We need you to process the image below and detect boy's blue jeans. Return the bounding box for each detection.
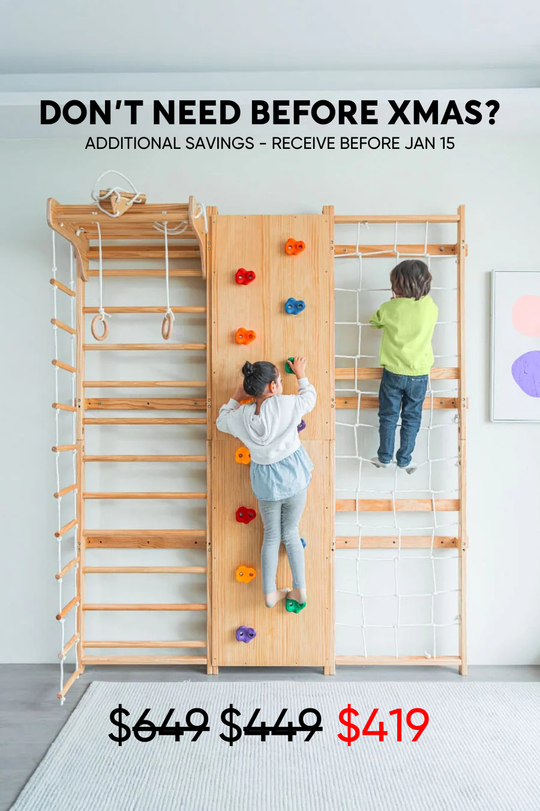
[377,368,428,467]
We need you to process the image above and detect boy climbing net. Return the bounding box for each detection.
[370,259,438,473]
[216,358,315,614]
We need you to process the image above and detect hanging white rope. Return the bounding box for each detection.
[90,222,110,341]
[90,169,143,218]
[153,219,189,340]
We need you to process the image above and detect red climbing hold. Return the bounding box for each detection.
[236,506,257,524]
[235,268,256,285]
[285,239,306,256]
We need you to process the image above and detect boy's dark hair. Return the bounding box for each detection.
[242,361,279,397]
[390,259,432,301]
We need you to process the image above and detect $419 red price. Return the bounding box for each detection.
[338,705,429,746]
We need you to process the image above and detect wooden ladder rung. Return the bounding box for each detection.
[52,444,77,452]
[336,655,462,666]
[82,655,207,665]
[335,367,459,381]
[85,640,206,648]
[335,536,458,549]
[58,633,80,660]
[87,269,202,278]
[57,666,85,700]
[54,483,78,498]
[87,246,200,259]
[334,243,458,257]
[51,318,76,335]
[83,603,207,611]
[84,566,206,574]
[84,455,206,462]
[52,402,77,412]
[52,359,77,373]
[56,595,79,620]
[50,278,75,297]
[335,214,460,224]
[83,343,206,351]
[336,498,460,512]
[55,519,78,538]
[83,492,206,500]
[84,417,206,425]
[83,306,206,314]
[335,396,457,410]
[84,398,206,411]
[56,557,80,579]
[84,530,206,548]
[84,380,207,388]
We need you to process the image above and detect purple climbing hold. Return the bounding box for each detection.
[512,351,540,398]
[236,625,257,643]
[297,419,306,432]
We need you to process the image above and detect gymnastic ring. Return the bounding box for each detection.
[162,312,174,340]
[91,314,109,341]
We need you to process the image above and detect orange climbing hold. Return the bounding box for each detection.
[235,446,251,465]
[285,238,306,256]
[235,328,256,345]
[235,565,257,583]
[240,397,254,405]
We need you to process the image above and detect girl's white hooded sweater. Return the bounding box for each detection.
[215,377,316,465]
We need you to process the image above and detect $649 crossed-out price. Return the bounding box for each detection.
[338,704,430,746]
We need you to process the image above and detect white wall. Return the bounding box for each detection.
[1,131,539,664]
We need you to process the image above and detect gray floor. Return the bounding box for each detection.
[1,665,539,811]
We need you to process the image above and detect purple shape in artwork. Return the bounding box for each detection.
[511,351,540,398]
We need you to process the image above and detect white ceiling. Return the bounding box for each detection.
[1,0,539,76]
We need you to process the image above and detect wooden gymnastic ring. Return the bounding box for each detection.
[162,311,174,341]
[91,314,109,341]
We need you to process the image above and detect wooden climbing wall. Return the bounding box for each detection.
[209,212,335,670]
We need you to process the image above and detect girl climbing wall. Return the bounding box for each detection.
[216,357,315,613]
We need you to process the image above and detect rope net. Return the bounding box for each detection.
[51,232,79,702]
[334,220,461,661]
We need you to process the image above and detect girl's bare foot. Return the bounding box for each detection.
[264,589,290,608]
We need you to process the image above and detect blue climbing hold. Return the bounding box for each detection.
[284,297,306,316]
[301,537,306,548]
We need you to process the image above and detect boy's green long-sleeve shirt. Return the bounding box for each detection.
[370,295,438,376]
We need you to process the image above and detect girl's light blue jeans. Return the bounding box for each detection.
[257,489,307,594]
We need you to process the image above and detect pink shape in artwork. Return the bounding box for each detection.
[512,295,540,337]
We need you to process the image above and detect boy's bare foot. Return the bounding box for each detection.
[264,589,290,608]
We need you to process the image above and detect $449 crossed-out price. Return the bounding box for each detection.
[338,705,430,746]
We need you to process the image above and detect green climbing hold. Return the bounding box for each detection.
[285,357,295,374]
[286,599,307,614]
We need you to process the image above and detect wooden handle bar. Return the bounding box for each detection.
[84,417,206,425]
[52,402,77,412]
[334,243,457,257]
[83,343,206,351]
[83,306,206,314]
[52,444,77,453]
[83,380,206,388]
[84,566,206,574]
[56,556,80,579]
[83,455,206,462]
[84,640,206,648]
[58,633,80,660]
[336,498,460,512]
[335,367,459,380]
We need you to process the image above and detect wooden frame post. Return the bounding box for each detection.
[457,205,468,675]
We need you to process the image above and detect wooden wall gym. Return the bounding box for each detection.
[209,212,335,670]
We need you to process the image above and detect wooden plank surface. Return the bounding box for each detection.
[84,530,205,548]
[336,367,459,380]
[211,440,333,667]
[210,215,334,441]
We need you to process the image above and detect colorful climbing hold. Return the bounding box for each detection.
[236,506,257,524]
[236,625,257,643]
[284,297,306,315]
[285,238,306,256]
[235,268,256,285]
[235,328,256,345]
[285,599,307,614]
[300,537,306,548]
[285,357,295,374]
[297,419,306,432]
[235,565,257,583]
[235,446,251,465]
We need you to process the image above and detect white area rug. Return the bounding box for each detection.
[12,681,540,811]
